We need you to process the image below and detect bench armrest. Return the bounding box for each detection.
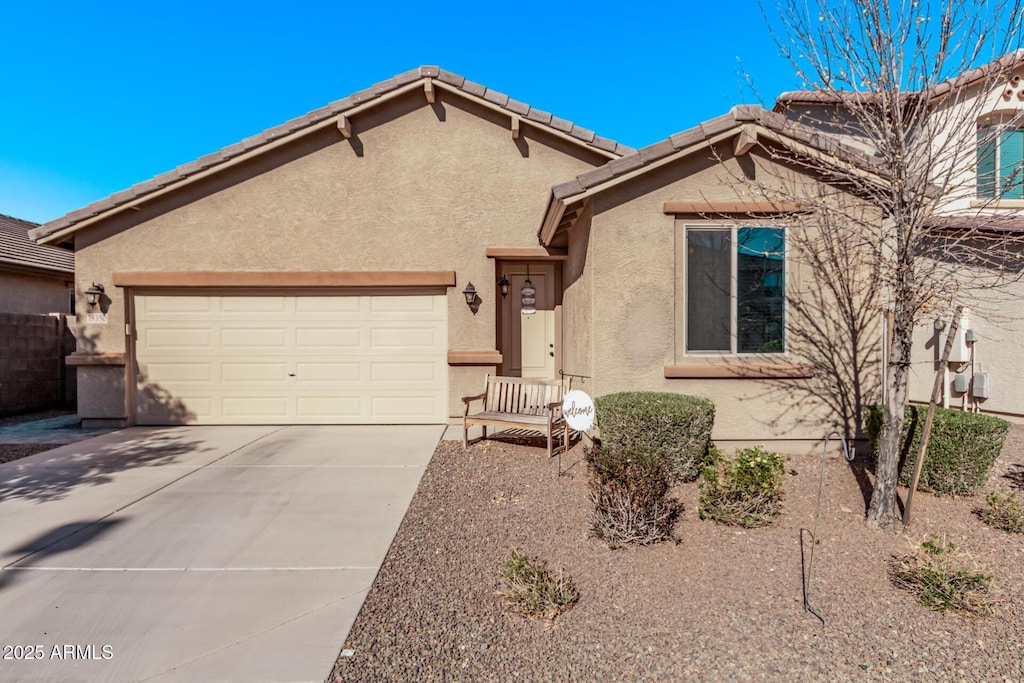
[546,400,563,410]
[462,392,486,418]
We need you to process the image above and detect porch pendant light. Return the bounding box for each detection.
[521,266,536,315]
[497,275,510,298]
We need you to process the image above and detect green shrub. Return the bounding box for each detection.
[586,445,680,546]
[979,491,1024,534]
[889,536,996,614]
[594,392,715,482]
[866,405,1009,496]
[698,446,786,528]
[500,548,579,621]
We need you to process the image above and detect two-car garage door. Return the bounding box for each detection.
[132,292,448,425]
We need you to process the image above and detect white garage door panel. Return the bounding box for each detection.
[134,293,448,425]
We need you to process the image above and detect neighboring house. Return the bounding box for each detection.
[28,61,1024,443]
[0,213,76,415]
[0,213,74,314]
[774,52,1024,422]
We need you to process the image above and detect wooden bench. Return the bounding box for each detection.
[462,374,568,457]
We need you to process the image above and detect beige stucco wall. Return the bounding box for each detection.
[565,147,883,445]
[908,273,1024,421]
[71,89,607,422]
[561,205,594,382]
[0,270,71,315]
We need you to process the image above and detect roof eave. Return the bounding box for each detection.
[538,120,890,245]
[33,70,633,246]
[538,194,567,246]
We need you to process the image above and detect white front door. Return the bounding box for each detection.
[520,309,555,378]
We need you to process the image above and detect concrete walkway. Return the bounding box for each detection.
[0,424,441,683]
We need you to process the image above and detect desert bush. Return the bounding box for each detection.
[889,536,996,614]
[586,445,680,546]
[866,405,1009,496]
[594,392,715,482]
[978,491,1024,534]
[500,548,578,621]
[698,446,786,528]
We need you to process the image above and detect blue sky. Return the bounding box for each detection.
[0,1,801,225]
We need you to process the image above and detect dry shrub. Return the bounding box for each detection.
[978,491,1024,534]
[500,549,578,622]
[586,446,680,547]
[889,536,996,615]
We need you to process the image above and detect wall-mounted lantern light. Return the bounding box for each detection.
[497,275,510,299]
[462,282,477,307]
[85,283,105,307]
[521,266,536,315]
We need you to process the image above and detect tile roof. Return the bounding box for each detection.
[774,50,1024,110]
[0,213,74,275]
[29,67,633,244]
[549,105,884,202]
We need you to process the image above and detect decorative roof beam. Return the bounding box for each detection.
[733,124,758,156]
[424,78,435,104]
[511,115,521,140]
[337,115,352,138]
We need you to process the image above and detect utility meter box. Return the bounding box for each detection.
[972,373,990,400]
[953,373,970,393]
[947,309,971,364]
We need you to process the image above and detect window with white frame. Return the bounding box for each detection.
[685,226,785,354]
[977,115,1024,199]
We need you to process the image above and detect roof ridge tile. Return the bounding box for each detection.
[482,89,510,107]
[436,70,465,87]
[460,79,487,97]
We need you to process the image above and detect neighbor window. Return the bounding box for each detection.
[685,226,785,354]
[977,116,1024,199]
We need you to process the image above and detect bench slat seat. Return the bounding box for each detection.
[466,412,551,427]
[462,374,568,457]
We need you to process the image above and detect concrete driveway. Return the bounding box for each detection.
[0,424,442,683]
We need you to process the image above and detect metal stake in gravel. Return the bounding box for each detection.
[801,431,854,626]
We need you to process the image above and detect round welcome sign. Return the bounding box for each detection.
[562,390,595,432]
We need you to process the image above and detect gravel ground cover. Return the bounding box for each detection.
[332,429,1024,682]
[0,443,64,465]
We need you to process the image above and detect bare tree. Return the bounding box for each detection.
[758,0,1024,528]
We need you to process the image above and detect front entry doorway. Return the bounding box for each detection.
[496,261,561,378]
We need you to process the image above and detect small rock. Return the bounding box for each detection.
[840,506,853,514]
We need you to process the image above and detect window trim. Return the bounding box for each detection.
[675,222,788,359]
[977,113,1024,200]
